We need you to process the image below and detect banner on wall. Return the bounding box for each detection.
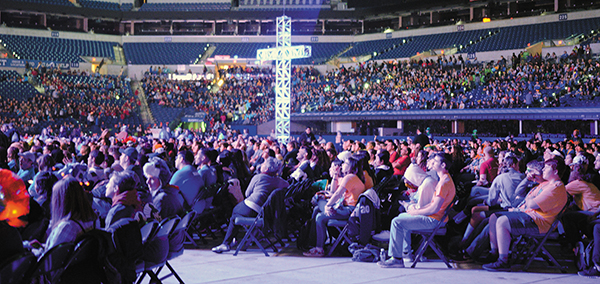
[0,58,80,70]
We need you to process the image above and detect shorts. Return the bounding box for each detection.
[494,211,539,235]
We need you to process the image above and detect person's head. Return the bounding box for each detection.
[18,152,35,170]
[32,172,56,204]
[298,146,312,162]
[415,150,428,169]
[88,150,105,167]
[375,151,391,167]
[105,171,138,199]
[543,158,565,182]
[287,141,298,152]
[51,176,96,230]
[195,148,210,165]
[525,160,544,182]
[483,146,494,159]
[502,155,519,172]
[175,149,194,170]
[342,155,364,182]
[143,157,172,191]
[260,157,283,176]
[385,140,396,152]
[595,153,600,171]
[568,163,586,183]
[119,147,138,168]
[37,154,55,172]
[305,127,311,134]
[430,152,452,173]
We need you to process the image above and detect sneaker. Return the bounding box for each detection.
[211,244,230,253]
[407,252,427,262]
[453,211,468,224]
[482,259,511,272]
[378,257,405,268]
[579,266,600,279]
[303,247,324,257]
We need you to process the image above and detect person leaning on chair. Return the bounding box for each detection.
[378,152,456,268]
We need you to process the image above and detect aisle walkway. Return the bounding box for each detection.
[157,248,597,284]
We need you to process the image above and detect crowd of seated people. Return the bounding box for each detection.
[0,66,141,134]
[2,121,600,279]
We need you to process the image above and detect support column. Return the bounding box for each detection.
[130,21,134,35]
[519,120,523,135]
[83,18,88,32]
[453,120,458,134]
[213,21,216,35]
[470,7,474,21]
[592,121,598,136]
[258,20,261,35]
[398,16,402,29]
[430,11,433,24]
[397,120,403,133]
[41,14,46,27]
[555,0,559,11]
[361,20,364,34]
[322,20,325,35]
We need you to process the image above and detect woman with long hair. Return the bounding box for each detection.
[304,155,366,257]
[45,176,97,251]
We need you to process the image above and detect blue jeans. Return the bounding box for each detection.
[315,205,354,248]
[388,213,441,258]
[470,185,490,197]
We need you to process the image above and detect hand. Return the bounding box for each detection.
[324,205,334,217]
[406,207,417,216]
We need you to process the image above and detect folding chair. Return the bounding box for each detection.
[187,183,230,244]
[156,211,195,284]
[0,252,37,284]
[509,201,569,273]
[326,219,353,256]
[29,242,76,284]
[136,216,180,284]
[233,188,287,257]
[410,199,457,268]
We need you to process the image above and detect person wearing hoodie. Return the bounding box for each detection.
[104,171,142,228]
[143,157,183,219]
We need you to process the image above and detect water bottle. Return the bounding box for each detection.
[380,248,387,261]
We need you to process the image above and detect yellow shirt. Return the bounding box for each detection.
[521,180,568,234]
[341,174,366,207]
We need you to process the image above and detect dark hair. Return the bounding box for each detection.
[300,146,313,160]
[432,152,453,171]
[89,150,105,166]
[178,149,194,165]
[355,151,374,183]
[345,155,365,184]
[377,151,392,167]
[206,149,218,164]
[568,163,586,183]
[35,171,58,199]
[51,176,97,230]
[37,154,55,172]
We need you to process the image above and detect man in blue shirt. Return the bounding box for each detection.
[171,149,204,212]
[17,152,36,185]
[195,148,217,188]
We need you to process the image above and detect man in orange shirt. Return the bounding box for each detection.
[378,153,456,268]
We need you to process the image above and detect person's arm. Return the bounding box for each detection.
[408,195,445,216]
[324,175,351,216]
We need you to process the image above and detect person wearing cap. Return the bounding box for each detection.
[120,147,145,188]
[17,151,36,185]
[212,157,289,253]
[170,149,204,212]
[143,157,183,219]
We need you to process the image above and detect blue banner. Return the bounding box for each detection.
[0,58,79,70]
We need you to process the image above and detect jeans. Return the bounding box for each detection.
[470,186,490,197]
[315,205,354,248]
[222,202,257,246]
[387,213,440,258]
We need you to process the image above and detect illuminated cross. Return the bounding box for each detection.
[257,15,311,144]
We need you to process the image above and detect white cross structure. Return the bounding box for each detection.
[257,15,311,144]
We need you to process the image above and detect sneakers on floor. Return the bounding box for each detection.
[303,247,325,257]
[482,259,511,272]
[579,266,600,279]
[378,257,405,268]
[211,243,230,253]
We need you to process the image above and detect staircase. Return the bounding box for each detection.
[131,81,155,125]
[113,45,126,65]
[195,44,216,64]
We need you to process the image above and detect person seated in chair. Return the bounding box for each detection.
[212,157,289,253]
[303,155,366,257]
[378,152,456,268]
[483,158,568,272]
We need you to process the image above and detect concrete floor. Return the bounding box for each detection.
[151,245,598,284]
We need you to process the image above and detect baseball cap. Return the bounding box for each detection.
[119,147,138,161]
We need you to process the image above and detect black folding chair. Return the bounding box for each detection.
[136,216,180,284]
[156,211,194,284]
[29,242,76,284]
[410,199,457,268]
[509,201,569,273]
[0,252,37,284]
[326,219,353,256]
[233,188,287,257]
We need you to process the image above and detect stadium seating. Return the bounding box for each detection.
[78,0,120,10]
[8,0,74,6]
[0,34,118,63]
[123,42,208,64]
[139,2,230,12]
